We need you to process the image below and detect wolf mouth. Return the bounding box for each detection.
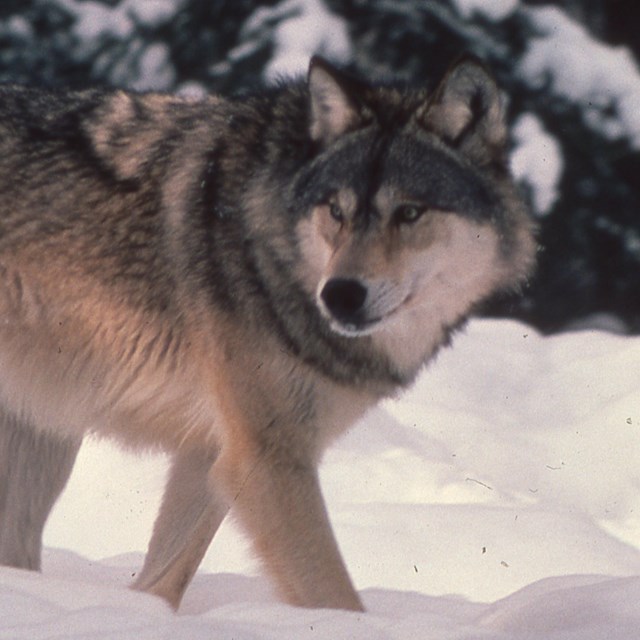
[323,293,413,338]
[326,315,382,337]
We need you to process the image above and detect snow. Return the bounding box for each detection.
[127,0,186,29]
[58,0,134,54]
[129,42,175,91]
[55,0,185,89]
[510,113,563,215]
[451,0,519,22]
[242,0,352,81]
[59,0,186,39]
[2,319,639,637]
[1,16,32,40]
[520,6,640,148]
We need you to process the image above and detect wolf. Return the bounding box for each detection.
[0,55,535,612]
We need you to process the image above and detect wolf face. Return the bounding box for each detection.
[293,58,535,346]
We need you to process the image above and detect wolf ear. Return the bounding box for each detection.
[420,57,506,158]
[308,57,360,145]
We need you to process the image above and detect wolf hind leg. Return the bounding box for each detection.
[0,413,81,570]
[132,448,228,609]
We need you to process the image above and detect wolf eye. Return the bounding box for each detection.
[394,205,424,225]
[328,201,344,223]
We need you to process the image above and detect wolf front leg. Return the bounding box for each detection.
[212,437,364,612]
[132,448,227,609]
[0,414,81,570]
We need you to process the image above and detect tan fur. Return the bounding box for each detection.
[0,255,216,450]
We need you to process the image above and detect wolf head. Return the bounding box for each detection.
[291,56,535,345]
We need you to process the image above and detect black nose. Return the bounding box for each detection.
[320,278,368,324]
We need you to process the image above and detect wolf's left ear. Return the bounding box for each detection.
[308,57,361,145]
[419,57,506,159]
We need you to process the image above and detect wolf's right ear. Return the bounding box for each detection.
[419,57,506,160]
[308,57,360,145]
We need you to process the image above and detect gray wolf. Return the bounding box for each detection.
[0,56,535,611]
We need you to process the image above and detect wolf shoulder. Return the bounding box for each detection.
[0,83,231,181]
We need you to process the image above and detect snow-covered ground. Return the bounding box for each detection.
[1,318,639,638]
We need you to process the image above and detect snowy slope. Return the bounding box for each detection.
[2,319,639,638]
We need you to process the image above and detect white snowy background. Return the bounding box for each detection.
[1,0,640,638]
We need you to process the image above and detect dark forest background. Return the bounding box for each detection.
[0,0,639,334]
